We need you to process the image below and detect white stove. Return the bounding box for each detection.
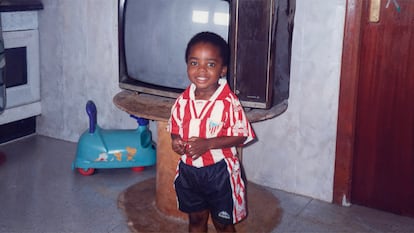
[0,10,41,125]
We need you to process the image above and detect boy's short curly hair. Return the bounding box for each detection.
[185,31,230,66]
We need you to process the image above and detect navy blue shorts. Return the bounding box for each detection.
[174,158,247,225]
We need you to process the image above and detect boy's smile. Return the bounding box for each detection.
[186,42,227,100]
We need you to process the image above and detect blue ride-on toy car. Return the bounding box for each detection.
[72,100,156,176]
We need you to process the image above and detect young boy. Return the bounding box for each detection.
[168,31,255,232]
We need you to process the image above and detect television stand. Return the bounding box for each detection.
[113,90,286,231]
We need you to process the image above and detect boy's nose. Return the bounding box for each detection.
[197,65,207,72]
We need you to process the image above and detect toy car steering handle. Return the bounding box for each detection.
[129,115,149,126]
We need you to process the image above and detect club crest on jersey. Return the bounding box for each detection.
[207,119,223,136]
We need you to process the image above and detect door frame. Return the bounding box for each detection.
[333,0,363,205]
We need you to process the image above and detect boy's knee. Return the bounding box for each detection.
[189,210,209,232]
[212,218,236,232]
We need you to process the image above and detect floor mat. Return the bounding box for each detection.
[118,178,282,232]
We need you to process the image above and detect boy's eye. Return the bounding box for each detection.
[190,61,198,66]
[207,62,216,68]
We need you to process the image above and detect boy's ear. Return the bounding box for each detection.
[221,66,228,77]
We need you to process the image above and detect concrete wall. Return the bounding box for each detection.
[244,0,346,201]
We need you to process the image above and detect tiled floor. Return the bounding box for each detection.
[1,135,414,233]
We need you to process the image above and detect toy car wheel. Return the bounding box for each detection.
[78,168,95,176]
[131,166,145,172]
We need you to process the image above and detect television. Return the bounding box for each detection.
[118,0,295,109]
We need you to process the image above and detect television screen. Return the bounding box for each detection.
[122,0,229,92]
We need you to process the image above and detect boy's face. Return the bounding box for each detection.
[186,42,227,98]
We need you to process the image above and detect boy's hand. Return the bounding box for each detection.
[186,137,210,160]
[171,134,187,155]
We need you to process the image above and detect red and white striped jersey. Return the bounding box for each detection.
[168,79,255,167]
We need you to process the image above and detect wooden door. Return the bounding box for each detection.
[351,0,414,216]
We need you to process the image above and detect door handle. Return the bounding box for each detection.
[369,0,381,23]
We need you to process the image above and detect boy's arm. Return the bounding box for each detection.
[186,136,247,160]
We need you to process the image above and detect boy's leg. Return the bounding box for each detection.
[188,209,209,232]
[212,218,236,232]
